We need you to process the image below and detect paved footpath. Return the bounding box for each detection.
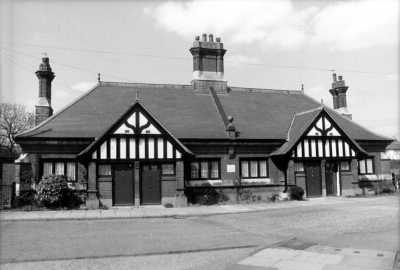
[0,197,377,222]
[228,242,397,270]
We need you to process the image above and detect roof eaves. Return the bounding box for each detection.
[15,83,102,138]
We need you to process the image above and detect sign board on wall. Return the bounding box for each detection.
[227,165,235,173]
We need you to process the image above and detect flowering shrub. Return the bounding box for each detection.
[35,175,71,207]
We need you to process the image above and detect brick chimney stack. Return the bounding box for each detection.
[35,57,55,126]
[190,34,227,93]
[329,73,352,120]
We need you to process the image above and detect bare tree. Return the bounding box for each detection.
[0,101,35,156]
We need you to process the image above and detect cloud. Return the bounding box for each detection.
[149,0,317,51]
[310,0,399,51]
[70,82,97,92]
[225,55,260,65]
[146,0,399,52]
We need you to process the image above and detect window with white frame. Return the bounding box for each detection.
[42,160,77,180]
[358,158,374,174]
[190,160,220,180]
[240,159,268,178]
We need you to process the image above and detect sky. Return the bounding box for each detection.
[0,0,399,139]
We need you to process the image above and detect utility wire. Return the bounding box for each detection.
[0,47,144,84]
[1,41,398,76]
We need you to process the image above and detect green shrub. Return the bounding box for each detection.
[289,186,304,200]
[35,175,71,207]
[164,203,173,208]
[270,193,277,202]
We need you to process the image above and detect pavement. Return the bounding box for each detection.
[0,196,377,222]
[227,242,397,270]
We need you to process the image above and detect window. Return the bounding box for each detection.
[42,160,76,180]
[162,164,175,175]
[340,161,351,171]
[241,159,268,178]
[98,165,112,176]
[294,162,304,172]
[358,158,374,174]
[190,160,220,179]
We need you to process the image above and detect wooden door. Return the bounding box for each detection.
[306,162,322,197]
[141,168,161,205]
[114,165,134,205]
[326,162,338,195]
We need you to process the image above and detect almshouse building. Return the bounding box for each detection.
[11,34,393,207]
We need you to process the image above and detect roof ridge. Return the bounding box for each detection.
[100,81,192,89]
[15,83,102,138]
[229,86,303,95]
[294,106,323,116]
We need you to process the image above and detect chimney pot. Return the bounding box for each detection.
[202,33,207,42]
[333,73,337,82]
[209,34,213,42]
[216,37,221,42]
[195,36,200,41]
[338,75,343,81]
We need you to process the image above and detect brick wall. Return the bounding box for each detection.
[99,182,112,199]
[162,181,175,197]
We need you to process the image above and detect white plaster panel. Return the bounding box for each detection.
[127,113,136,126]
[296,143,302,157]
[100,141,107,159]
[114,123,133,134]
[310,139,316,157]
[325,140,330,157]
[338,139,343,156]
[142,124,161,134]
[318,139,323,157]
[139,139,145,158]
[176,150,181,159]
[331,140,337,157]
[304,140,309,157]
[316,118,323,130]
[324,118,331,131]
[328,127,340,136]
[110,138,117,159]
[158,139,164,159]
[148,138,154,159]
[129,139,136,159]
[345,142,350,157]
[351,149,355,157]
[139,112,148,128]
[167,141,173,159]
[92,151,97,159]
[120,138,126,159]
[307,127,321,136]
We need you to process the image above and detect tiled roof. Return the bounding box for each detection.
[16,82,391,142]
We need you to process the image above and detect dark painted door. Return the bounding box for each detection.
[142,169,161,205]
[114,165,134,205]
[306,162,322,197]
[326,162,338,195]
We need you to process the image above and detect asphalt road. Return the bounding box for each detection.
[0,195,398,269]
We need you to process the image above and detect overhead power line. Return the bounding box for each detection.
[1,41,398,76]
[0,46,144,84]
